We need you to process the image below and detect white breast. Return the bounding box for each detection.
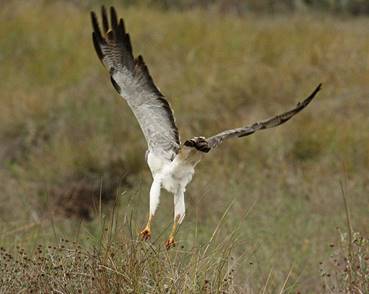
[147,151,196,194]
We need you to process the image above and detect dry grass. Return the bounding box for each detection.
[0,218,237,293]
[0,0,368,292]
[320,185,369,293]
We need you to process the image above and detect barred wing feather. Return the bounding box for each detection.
[91,6,180,160]
[205,84,321,149]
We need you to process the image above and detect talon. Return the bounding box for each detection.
[140,227,151,241]
[165,237,176,250]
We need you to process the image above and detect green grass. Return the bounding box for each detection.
[0,1,368,292]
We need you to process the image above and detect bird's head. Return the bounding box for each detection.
[183,137,211,153]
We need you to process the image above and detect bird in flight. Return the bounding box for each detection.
[91,6,321,249]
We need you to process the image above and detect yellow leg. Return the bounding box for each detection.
[165,215,180,250]
[140,214,153,241]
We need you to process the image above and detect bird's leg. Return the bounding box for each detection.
[165,188,185,250]
[140,178,161,241]
[165,215,180,249]
[140,214,153,241]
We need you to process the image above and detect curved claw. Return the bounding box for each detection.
[140,228,151,241]
[165,237,176,250]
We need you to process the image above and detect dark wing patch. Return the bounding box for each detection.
[110,76,121,93]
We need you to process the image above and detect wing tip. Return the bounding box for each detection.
[297,82,322,108]
[110,6,118,28]
[101,5,109,32]
[90,11,101,37]
[313,82,322,96]
[92,32,104,61]
[308,83,322,99]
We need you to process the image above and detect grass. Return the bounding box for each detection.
[320,184,369,293]
[0,0,368,292]
[0,209,238,293]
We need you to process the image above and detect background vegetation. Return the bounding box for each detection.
[64,0,369,15]
[0,0,368,292]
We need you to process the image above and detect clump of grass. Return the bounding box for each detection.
[320,231,369,293]
[320,184,369,293]
[0,226,237,293]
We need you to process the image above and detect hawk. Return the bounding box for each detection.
[90,6,321,249]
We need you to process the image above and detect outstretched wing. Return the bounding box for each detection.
[91,6,180,160]
[204,84,321,150]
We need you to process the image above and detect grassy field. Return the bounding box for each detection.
[0,1,368,292]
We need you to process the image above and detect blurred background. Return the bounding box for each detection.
[0,0,368,292]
